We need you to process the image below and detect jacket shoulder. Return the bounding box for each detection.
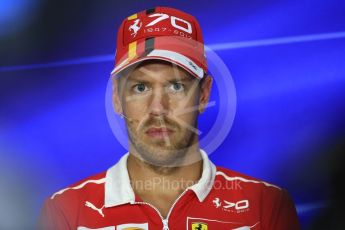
[215,166,282,191]
[49,171,107,201]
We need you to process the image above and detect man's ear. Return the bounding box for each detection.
[112,77,123,115]
[198,75,213,113]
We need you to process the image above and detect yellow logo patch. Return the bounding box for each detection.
[191,222,208,230]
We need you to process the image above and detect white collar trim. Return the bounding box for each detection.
[104,149,216,207]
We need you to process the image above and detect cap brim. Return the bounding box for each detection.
[111,49,204,79]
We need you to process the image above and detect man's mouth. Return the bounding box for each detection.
[145,127,174,138]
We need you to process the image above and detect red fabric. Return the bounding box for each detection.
[39,167,300,230]
[114,7,207,75]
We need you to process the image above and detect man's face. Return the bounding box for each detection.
[113,61,211,166]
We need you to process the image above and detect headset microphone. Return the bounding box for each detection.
[120,113,134,123]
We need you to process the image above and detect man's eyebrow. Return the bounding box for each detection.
[169,75,194,82]
[126,77,150,83]
[127,74,194,83]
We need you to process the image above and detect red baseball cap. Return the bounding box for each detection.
[111,7,207,79]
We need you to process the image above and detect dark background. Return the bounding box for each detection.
[1,0,345,228]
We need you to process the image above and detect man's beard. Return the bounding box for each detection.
[126,115,197,167]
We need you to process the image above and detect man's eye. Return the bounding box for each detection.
[168,82,185,92]
[133,83,149,93]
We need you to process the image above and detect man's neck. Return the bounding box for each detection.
[126,147,203,217]
[127,147,203,191]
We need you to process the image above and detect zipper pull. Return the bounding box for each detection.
[162,219,169,230]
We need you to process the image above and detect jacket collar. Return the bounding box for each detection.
[104,149,216,208]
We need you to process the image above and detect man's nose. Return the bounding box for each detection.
[148,88,169,116]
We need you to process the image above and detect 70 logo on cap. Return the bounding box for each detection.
[145,13,192,34]
[126,13,195,42]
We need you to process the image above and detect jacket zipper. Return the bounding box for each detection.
[132,190,188,230]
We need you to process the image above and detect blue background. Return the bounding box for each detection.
[1,0,345,228]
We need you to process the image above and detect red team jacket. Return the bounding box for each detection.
[39,151,300,229]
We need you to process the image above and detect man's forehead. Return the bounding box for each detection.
[125,60,195,82]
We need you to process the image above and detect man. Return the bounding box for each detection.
[40,7,300,230]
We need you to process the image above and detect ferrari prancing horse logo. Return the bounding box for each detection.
[191,222,208,230]
[129,19,142,37]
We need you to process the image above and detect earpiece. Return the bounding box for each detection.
[120,113,133,122]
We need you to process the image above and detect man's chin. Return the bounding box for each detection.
[140,135,181,148]
[128,130,196,166]
[134,144,187,167]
